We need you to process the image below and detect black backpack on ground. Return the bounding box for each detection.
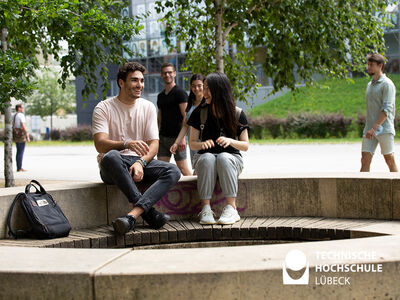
[7,180,71,239]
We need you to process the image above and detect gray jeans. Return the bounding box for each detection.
[100,150,181,213]
[193,152,244,200]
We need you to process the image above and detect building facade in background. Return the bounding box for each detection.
[75,0,279,125]
[75,1,400,126]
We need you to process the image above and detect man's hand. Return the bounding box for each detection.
[170,143,178,154]
[129,161,144,182]
[216,136,232,148]
[201,139,215,150]
[178,138,186,152]
[26,135,30,143]
[365,128,375,140]
[126,140,150,156]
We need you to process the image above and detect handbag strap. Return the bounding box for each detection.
[7,192,28,239]
[12,113,17,128]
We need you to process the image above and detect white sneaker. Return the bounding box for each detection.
[217,205,240,225]
[198,205,216,225]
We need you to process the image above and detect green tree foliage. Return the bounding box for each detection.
[26,70,75,132]
[156,0,393,104]
[1,0,140,186]
[1,0,139,102]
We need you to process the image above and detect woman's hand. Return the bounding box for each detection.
[216,136,232,148]
[201,139,215,150]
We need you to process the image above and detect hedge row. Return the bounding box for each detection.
[248,113,400,139]
[248,113,354,139]
[46,125,92,141]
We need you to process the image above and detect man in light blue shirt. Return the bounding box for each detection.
[361,53,398,172]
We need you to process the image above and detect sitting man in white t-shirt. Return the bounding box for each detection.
[92,62,181,235]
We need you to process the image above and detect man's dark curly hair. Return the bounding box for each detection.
[117,62,146,88]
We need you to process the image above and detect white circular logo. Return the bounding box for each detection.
[285,249,307,271]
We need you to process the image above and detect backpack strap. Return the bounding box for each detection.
[235,106,242,121]
[199,106,242,140]
[235,106,242,139]
[199,106,208,141]
[7,192,28,239]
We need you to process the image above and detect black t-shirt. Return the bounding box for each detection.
[157,85,188,137]
[187,104,249,155]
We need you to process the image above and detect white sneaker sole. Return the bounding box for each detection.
[199,220,217,225]
[217,217,240,225]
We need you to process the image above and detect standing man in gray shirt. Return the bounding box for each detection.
[361,53,398,172]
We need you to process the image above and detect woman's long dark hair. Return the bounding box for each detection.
[205,72,237,137]
[186,73,205,113]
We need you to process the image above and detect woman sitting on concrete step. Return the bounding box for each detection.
[187,72,250,225]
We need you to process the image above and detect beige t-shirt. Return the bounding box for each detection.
[92,96,159,161]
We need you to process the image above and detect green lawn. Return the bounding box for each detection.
[249,74,400,118]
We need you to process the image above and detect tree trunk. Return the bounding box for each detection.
[2,28,15,187]
[50,99,53,141]
[214,0,224,73]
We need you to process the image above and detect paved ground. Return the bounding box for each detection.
[0,143,399,182]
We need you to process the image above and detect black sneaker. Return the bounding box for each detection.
[141,207,170,229]
[112,215,136,235]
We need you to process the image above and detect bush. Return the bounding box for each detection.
[395,112,400,134]
[249,113,354,139]
[355,114,365,137]
[247,116,264,139]
[324,113,353,138]
[285,113,328,138]
[44,129,63,141]
[62,125,92,141]
[263,115,283,139]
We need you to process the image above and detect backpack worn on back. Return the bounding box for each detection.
[7,180,71,239]
[199,105,242,140]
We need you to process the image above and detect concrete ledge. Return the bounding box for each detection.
[2,173,400,238]
[1,174,400,299]
[0,234,399,299]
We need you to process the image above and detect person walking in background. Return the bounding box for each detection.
[157,62,192,175]
[92,61,181,235]
[361,53,398,172]
[13,103,30,172]
[170,73,205,172]
[188,72,250,225]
